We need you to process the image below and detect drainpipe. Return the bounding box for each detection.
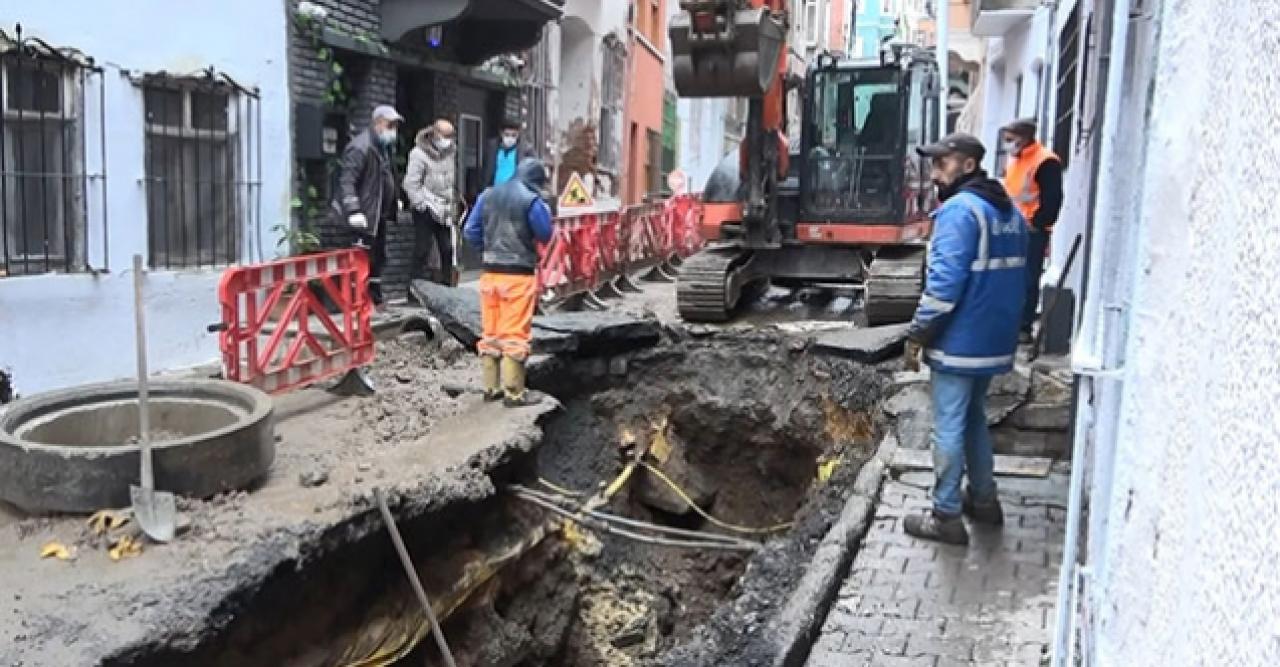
[1050,0,1131,662]
[936,0,949,135]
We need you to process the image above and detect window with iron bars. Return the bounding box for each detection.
[598,37,626,175]
[0,51,88,277]
[143,79,243,269]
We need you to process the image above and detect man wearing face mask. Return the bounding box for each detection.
[482,119,534,188]
[334,104,403,304]
[902,133,1028,545]
[404,118,458,285]
[1000,118,1062,342]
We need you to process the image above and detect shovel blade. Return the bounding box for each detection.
[330,368,376,397]
[130,484,177,543]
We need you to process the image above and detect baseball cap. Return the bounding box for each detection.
[917,132,986,162]
[1000,118,1037,138]
[371,104,404,123]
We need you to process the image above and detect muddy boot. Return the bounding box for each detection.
[963,489,1005,526]
[903,510,969,545]
[501,356,536,407]
[481,355,502,402]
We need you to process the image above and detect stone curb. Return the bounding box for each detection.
[769,431,900,667]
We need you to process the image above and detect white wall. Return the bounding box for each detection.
[0,0,291,395]
[1076,0,1280,663]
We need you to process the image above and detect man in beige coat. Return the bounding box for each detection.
[403,118,458,285]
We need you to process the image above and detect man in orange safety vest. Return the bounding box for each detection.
[1000,118,1063,342]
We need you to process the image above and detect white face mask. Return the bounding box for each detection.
[378,128,398,146]
[1003,139,1022,156]
[435,136,454,150]
[501,135,518,149]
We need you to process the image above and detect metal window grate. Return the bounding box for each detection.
[141,73,262,269]
[598,36,627,174]
[0,30,106,278]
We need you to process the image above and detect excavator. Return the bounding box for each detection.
[668,0,942,323]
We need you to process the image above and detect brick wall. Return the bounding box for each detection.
[288,0,412,299]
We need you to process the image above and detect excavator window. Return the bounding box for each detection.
[805,66,905,216]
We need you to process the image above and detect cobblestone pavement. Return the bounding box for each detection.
[807,468,1069,666]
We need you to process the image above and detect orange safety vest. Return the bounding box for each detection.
[1003,141,1061,230]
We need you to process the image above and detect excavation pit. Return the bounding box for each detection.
[109,337,889,667]
[0,379,275,514]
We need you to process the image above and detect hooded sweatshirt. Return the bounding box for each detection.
[403,127,457,222]
[463,159,554,274]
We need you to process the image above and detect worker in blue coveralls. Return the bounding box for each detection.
[902,132,1028,545]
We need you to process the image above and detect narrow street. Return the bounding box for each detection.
[2,1,1279,666]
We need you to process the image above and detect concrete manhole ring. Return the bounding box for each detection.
[0,379,275,514]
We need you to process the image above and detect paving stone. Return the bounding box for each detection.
[812,323,910,362]
[807,468,1066,667]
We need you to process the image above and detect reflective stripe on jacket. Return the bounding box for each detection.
[908,191,1028,376]
[1002,142,1060,230]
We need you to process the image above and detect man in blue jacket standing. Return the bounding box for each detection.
[903,133,1028,545]
[463,158,554,406]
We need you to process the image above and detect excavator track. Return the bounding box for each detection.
[676,248,749,323]
[862,248,927,325]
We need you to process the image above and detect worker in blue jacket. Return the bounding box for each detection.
[463,158,554,406]
[902,132,1028,545]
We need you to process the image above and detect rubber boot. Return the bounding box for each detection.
[903,509,969,545]
[481,355,502,402]
[501,356,536,407]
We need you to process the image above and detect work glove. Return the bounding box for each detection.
[348,213,368,229]
[904,339,923,373]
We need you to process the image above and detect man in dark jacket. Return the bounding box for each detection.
[481,119,535,188]
[903,133,1028,545]
[333,104,402,303]
[463,158,554,407]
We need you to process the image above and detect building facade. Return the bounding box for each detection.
[969,0,1280,664]
[0,0,292,395]
[288,0,562,294]
[623,0,668,204]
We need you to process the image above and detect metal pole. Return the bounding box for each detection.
[373,488,457,667]
[936,0,949,136]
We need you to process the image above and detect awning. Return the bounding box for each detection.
[381,0,563,65]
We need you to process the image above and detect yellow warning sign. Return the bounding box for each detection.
[559,171,594,209]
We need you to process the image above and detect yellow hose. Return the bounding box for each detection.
[638,462,793,535]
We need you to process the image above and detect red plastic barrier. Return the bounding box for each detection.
[217,249,374,394]
[536,194,706,302]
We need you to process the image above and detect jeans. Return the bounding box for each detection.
[1023,230,1050,331]
[930,370,998,517]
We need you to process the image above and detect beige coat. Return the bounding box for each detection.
[403,127,457,222]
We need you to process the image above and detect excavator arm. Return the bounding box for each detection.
[669,0,790,248]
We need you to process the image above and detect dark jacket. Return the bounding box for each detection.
[481,137,536,188]
[332,128,398,236]
[908,172,1027,376]
[463,159,554,274]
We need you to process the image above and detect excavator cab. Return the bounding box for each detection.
[800,49,941,224]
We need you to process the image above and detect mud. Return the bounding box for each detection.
[0,333,557,667]
[417,337,889,666]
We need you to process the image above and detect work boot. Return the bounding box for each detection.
[501,356,537,407]
[481,355,502,402]
[903,509,969,545]
[962,489,1005,526]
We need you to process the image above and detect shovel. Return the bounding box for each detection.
[130,254,176,543]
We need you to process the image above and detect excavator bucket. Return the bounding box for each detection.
[669,6,785,98]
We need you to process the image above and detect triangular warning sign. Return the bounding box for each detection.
[559,171,594,209]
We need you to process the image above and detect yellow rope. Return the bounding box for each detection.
[638,462,792,535]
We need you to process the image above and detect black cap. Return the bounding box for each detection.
[1000,118,1037,138]
[917,132,986,161]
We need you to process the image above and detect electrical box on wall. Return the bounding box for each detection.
[295,103,348,160]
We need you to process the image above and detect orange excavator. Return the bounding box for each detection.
[668,0,942,323]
